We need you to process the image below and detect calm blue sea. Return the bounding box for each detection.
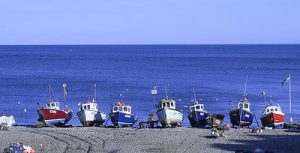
[0,45,299,127]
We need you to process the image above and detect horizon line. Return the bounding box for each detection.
[0,43,300,46]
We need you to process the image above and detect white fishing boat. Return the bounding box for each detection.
[155,87,183,128]
[77,84,106,127]
[0,115,16,130]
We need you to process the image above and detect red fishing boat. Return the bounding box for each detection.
[37,101,73,126]
[260,104,285,128]
[37,84,73,127]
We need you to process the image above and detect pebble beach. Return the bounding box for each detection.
[1,126,299,153]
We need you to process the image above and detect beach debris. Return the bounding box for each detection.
[3,142,35,153]
[138,113,159,128]
[285,122,300,132]
[224,123,231,130]
[249,128,263,133]
[211,127,226,138]
[0,115,16,130]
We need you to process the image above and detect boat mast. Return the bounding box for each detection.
[262,91,267,106]
[94,83,97,103]
[243,75,248,97]
[165,86,168,100]
[193,88,197,104]
[63,83,67,108]
[48,84,52,102]
[288,74,292,114]
[151,86,158,104]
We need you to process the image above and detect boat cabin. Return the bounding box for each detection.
[158,99,176,109]
[78,101,98,112]
[46,102,60,110]
[189,102,206,112]
[112,102,132,114]
[238,98,251,112]
[264,104,283,115]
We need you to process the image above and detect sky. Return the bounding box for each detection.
[0,0,300,45]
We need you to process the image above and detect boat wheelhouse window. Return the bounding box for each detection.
[267,109,269,113]
[244,104,249,109]
[87,105,90,110]
[51,103,56,107]
[119,107,123,111]
[114,107,118,111]
[84,105,87,110]
[124,107,128,112]
[171,102,174,107]
[128,108,131,112]
[275,108,278,111]
[271,109,274,112]
[163,103,166,108]
[167,102,170,107]
[196,106,200,110]
[239,104,243,109]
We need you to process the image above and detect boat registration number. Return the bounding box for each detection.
[50,110,57,114]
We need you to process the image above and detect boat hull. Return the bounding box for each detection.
[37,108,73,127]
[77,110,106,127]
[157,108,183,128]
[229,109,253,127]
[206,114,225,127]
[109,112,137,127]
[188,111,209,127]
[261,113,285,128]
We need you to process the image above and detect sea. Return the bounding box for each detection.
[0,45,299,127]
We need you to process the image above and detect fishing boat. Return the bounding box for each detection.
[188,90,209,127]
[229,97,254,127]
[229,76,254,127]
[206,113,225,127]
[155,86,183,128]
[77,101,106,126]
[261,104,285,128]
[109,102,137,127]
[77,84,106,127]
[0,115,15,130]
[188,102,209,127]
[37,84,73,127]
[157,99,183,127]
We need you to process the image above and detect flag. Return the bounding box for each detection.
[281,76,291,86]
[151,89,157,95]
[64,87,68,95]
[151,86,158,95]
[63,84,68,95]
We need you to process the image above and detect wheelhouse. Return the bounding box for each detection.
[158,99,176,109]
[189,103,206,112]
[264,104,283,115]
[78,101,98,112]
[238,98,251,112]
[112,102,132,114]
[46,102,60,110]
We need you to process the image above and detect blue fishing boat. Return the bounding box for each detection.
[188,90,209,127]
[188,101,209,127]
[229,97,254,127]
[109,102,138,127]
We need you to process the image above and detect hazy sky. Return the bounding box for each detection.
[0,0,299,44]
